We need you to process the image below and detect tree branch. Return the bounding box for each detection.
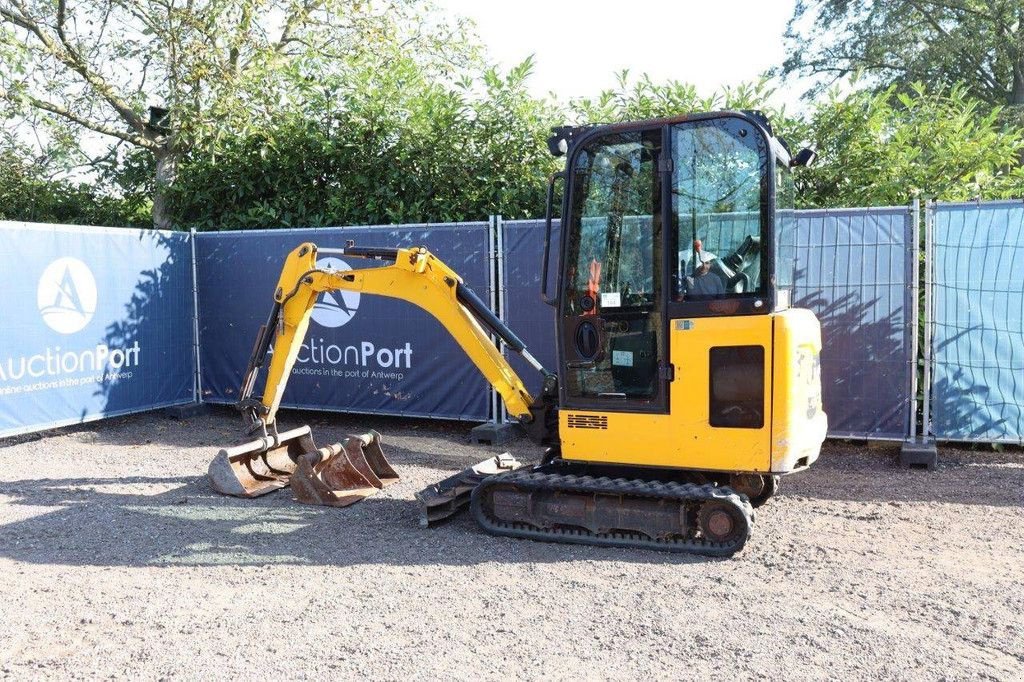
[905,0,1003,94]
[276,0,322,53]
[0,86,158,150]
[5,0,149,138]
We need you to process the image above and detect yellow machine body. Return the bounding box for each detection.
[211,110,827,554]
[559,308,826,475]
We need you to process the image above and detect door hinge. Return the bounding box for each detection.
[659,363,675,381]
[658,157,674,173]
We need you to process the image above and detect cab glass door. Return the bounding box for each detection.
[560,128,666,411]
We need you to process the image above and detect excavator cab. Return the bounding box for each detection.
[539,112,825,482]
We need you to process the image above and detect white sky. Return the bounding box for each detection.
[434,0,803,108]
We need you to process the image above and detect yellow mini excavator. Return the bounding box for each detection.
[209,111,827,556]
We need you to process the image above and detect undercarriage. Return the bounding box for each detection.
[470,461,756,557]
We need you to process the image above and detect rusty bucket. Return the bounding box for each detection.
[207,425,317,498]
[290,430,400,507]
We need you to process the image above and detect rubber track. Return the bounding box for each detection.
[471,471,755,557]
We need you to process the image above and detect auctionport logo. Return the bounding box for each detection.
[37,257,97,334]
[311,257,360,328]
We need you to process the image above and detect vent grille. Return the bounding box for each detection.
[567,414,608,430]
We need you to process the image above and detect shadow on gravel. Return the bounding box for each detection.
[781,446,1024,508]
[0,474,718,569]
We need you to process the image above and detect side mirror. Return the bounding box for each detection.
[791,147,817,168]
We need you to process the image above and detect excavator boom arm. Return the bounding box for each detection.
[237,242,554,436]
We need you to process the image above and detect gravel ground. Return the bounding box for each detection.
[0,407,1022,680]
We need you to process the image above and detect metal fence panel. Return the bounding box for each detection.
[195,223,492,421]
[0,222,196,437]
[783,207,915,439]
[503,207,915,439]
[501,219,559,399]
[928,201,1024,443]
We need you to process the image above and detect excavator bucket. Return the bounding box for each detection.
[208,425,316,498]
[290,430,400,507]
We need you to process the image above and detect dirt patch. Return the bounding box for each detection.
[0,408,1021,679]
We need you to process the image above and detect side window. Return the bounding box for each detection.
[775,164,797,293]
[672,119,767,301]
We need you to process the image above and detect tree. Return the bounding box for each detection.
[0,0,461,229]
[797,83,1024,207]
[781,1,1024,106]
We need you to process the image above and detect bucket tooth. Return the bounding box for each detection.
[208,425,316,498]
[289,433,401,507]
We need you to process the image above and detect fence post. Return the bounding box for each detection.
[907,198,920,440]
[165,227,207,419]
[900,199,938,468]
[489,214,499,424]
[923,200,934,438]
[190,227,204,404]
[496,214,509,425]
[468,214,517,445]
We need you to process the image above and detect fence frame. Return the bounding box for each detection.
[922,200,935,439]
[923,198,1024,445]
[789,205,917,441]
[487,214,500,424]
[496,214,511,425]
[188,227,204,404]
[19,198,1024,444]
[908,197,920,440]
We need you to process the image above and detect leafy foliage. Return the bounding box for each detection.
[0,143,148,225]
[782,1,1024,106]
[570,73,801,131]
[797,83,1024,207]
[168,54,562,228]
[568,73,1024,208]
[2,1,1024,228]
[0,0,470,227]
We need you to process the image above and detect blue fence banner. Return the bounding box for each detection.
[0,207,939,442]
[195,223,493,421]
[504,208,915,439]
[782,207,915,439]
[930,201,1024,443]
[0,222,196,437]
[501,219,558,398]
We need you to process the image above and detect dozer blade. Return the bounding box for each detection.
[208,425,316,498]
[290,430,400,507]
[415,452,522,527]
